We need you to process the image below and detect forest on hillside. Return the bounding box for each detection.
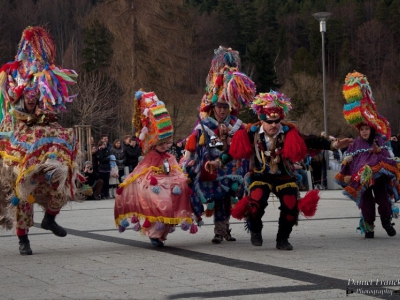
[1,0,400,141]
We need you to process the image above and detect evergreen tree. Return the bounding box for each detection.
[82,20,113,72]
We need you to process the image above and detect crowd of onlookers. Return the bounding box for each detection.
[82,131,400,199]
[83,134,186,200]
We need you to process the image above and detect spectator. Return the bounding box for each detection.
[123,136,141,172]
[101,134,112,151]
[83,161,103,200]
[169,140,184,162]
[109,155,119,198]
[294,161,309,191]
[390,135,400,157]
[110,139,125,182]
[94,140,111,199]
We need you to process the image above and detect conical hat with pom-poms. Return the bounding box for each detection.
[342,71,390,139]
[199,46,256,118]
[133,90,173,154]
[0,26,77,119]
[251,90,292,120]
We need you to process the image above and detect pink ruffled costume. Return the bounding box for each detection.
[114,150,194,241]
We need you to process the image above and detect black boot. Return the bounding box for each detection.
[250,232,263,246]
[211,235,223,244]
[41,213,67,237]
[276,239,293,250]
[381,217,396,237]
[365,231,374,239]
[18,235,32,255]
[224,228,236,242]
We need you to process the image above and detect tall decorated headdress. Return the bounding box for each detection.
[251,90,292,121]
[0,26,77,122]
[200,46,256,117]
[342,71,390,139]
[133,90,173,154]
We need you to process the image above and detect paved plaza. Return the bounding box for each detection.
[1,190,399,300]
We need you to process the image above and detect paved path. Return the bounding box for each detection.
[1,190,399,299]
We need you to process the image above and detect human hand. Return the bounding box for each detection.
[187,160,195,167]
[334,138,353,149]
[205,160,221,174]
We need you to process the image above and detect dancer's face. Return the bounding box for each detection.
[155,141,169,153]
[262,117,281,137]
[359,125,371,140]
[213,103,229,122]
[23,94,38,114]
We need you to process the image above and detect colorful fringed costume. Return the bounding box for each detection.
[182,46,254,243]
[114,91,196,246]
[224,91,337,250]
[335,71,399,237]
[0,27,83,255]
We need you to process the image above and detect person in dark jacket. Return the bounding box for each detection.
[94,140,111,199]
[83,161,103,200]
[110,139,125,182]
[123,136,141,172]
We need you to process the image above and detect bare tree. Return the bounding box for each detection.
[67,72,120,136]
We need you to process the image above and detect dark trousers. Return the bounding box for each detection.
[360,176,392,225]
[248,175,299,241]
[99,171,110,197]
[213,194,232,235]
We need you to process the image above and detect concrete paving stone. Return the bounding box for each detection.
[1,190,399,299]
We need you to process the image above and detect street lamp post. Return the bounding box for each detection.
[313,11,331,189]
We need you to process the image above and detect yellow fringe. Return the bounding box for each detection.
[248,181,272,191]
[115,212,192,227]
[0,151,22,163]
[275,182,297,192]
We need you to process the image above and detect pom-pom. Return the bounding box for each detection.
[132,222,141,231]
[229,129,252,159]
[298,189,320,218]
[48,153,57,159]
[251,125,258,132]
[231,196,250,220]
[185,133,197,152]
[189,223,198,234]
[142,218,151,228]
[149,176,158,185]
[152,186,161,194]
[116,187,123,195]
[155,221,164,231]
[180,220,190,231]
[135,90,143,100]
[11,196,20,206]
[231,197,239,204]
[199,133,205,146]
[172,185,181,195]
[118,225,126,233]
[205,208,214,217]
[131,215,139,223]
[27,194,35,204]
[207,202,215,210]
[120,219,129,228]
[281,126,307,162]
[215,74,223,86]
[199,161,218,182]
[211,94,218,103]
[231,182,238,192]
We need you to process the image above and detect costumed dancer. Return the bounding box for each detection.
[0,27,84,255]
[206,90,353,250]
[335,71,400,238]
[182,46,255,243]
[114,90,196,247]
